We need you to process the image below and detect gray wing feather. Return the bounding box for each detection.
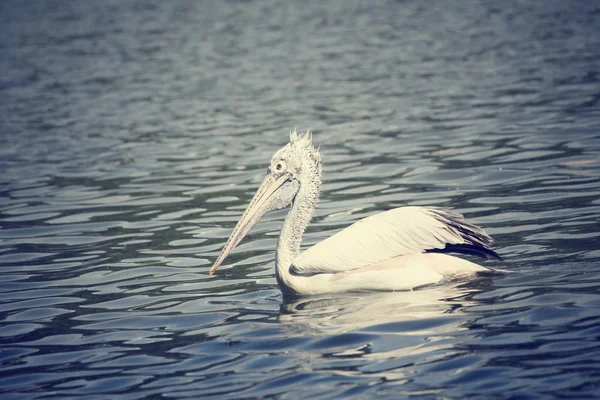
[291,206,494,276]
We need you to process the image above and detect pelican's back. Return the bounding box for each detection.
[291,206,498,276]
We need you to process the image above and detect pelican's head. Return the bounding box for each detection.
[209,130,321,275]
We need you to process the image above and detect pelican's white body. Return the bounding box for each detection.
[277,252,486,295]
[273,174,490,295]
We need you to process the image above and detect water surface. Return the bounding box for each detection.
[1,0,600,398]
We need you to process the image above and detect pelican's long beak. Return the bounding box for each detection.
[209,174,289,275]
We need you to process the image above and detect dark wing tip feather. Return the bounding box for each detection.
[428,208,501,260]
[427,244,503,260]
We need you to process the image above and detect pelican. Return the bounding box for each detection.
[209,130,501,295]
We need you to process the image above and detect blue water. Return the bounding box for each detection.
[1,0,600,398]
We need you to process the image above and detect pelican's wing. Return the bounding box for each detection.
[291,206,498,276]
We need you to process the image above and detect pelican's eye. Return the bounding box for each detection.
[274,161,286,172]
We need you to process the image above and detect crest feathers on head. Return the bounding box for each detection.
[289,128,312,145]
[289,128,320,161]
